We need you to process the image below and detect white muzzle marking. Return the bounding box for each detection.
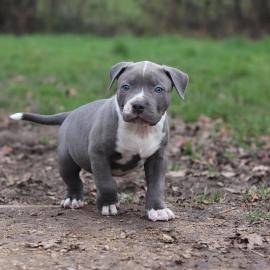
[123,91,145,114]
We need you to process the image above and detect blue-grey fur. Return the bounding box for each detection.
[10,61,189,219]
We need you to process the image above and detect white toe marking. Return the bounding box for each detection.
[110,204,118,215]
[101,204,118,216]
[78,200,85,208]
[148,209,158,221]
[63,198,71,208]
[147,208,175,222]
[61,198,84,209]
[9,112,23,120]
[165,208,175,219]
[156,209,169,221]
[101,206,110,216]
[71,199,81,209]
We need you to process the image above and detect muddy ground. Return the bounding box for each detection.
[0,115,270,270]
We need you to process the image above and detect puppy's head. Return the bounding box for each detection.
[109,61,189,125]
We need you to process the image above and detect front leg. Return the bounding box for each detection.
[144,149,175,221]
[91,153,118,216]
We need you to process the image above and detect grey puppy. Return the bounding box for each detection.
[10,61,188,221]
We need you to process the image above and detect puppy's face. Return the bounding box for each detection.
[116,62,172,125]
[110,61,189,125]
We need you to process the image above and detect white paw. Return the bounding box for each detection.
[101,204,118,216]
[60,198,85,209]
[147,208,175,221]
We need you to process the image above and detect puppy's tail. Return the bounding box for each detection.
[9,112,69,125]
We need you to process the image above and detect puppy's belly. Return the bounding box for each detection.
[71,151,144,176]
[111,153,143,176]
[111,162,143,176]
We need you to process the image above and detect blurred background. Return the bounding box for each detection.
[1,0,270,37]
[0,0,270,141]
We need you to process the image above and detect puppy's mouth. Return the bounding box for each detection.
[129,116,149,125]
[122,112,160,126]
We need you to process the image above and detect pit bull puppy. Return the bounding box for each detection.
[10,61,189,221]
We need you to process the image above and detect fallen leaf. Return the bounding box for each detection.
[0,145,13,157]
[252,165,269,173]
[245,186,259,202]
[171,186,179,192]
[160,233,175,244]
[24,242,40,248]
[120,232,126,239]
[41,239,62,249]
[174,137,190,150]
[219,127,232,138]
[261,136,270,149]
[221,171,236,178]
[65,243,84,252]
[174,258,184,265]
[193,242,208,250]
[198,115,211,125]
[25,239,62,250]
[228,232,264,250]
[181,248,192,259]
[246,233,264,250]
[16,172,32,187]
[166,170,186,178]
[65,88,78,97]
[224,187,242,194]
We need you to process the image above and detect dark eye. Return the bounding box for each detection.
[154,86,163,93]
[121,84,130,91]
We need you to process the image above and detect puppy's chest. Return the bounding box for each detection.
[115,124,165,163]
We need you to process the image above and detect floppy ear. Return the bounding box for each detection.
[108,61,133,89]
[163,65,189,99]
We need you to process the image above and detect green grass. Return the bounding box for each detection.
[207,166,220,178]
[247,210,270,222]
[119,192,134,204]
[195,190,222,204]
[181,141,193,156]
[243,186,270,203]
[223,150,237,161]
[1,35,270,139]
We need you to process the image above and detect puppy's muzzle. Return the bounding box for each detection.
[132,102,145,114]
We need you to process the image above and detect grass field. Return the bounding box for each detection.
[0,35,269,140]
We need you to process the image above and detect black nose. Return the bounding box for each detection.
[132,103,145,114]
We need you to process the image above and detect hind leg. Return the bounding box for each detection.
[58,151,84,209]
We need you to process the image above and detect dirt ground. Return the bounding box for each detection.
[0,115,270,270]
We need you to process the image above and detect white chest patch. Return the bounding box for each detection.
[114,97,166,164]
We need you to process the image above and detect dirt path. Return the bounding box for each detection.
[0,117,270,269]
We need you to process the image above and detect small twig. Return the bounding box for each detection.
[250,249,266,258]
[219,207,237,214]
[241,247,266,258]
[218,219,228,226]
